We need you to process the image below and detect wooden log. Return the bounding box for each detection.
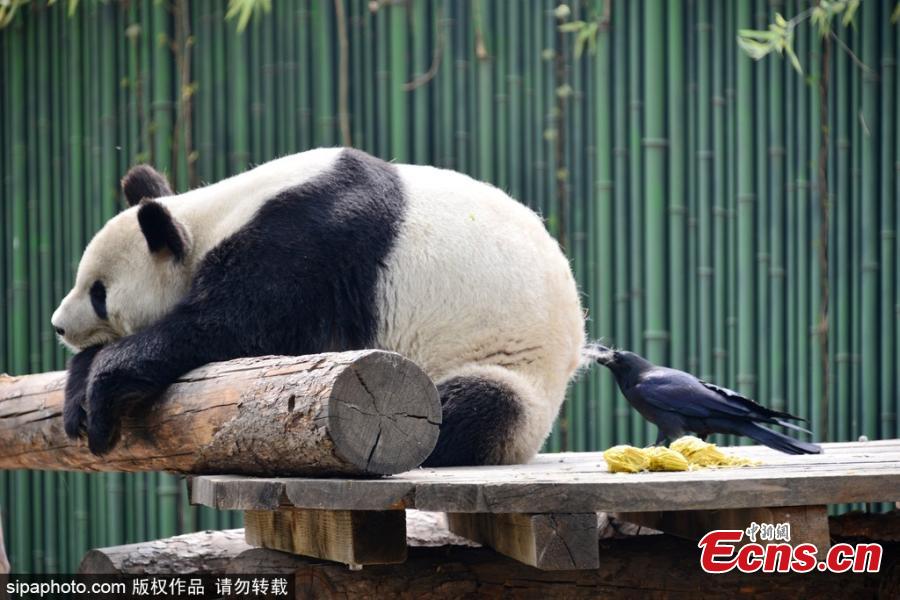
[78,529,250,574]
[79,510,471,575]
[830,510,900,542]
[0,350,441,476]
[244,508,407,566]
[616,505,831,556]
[447,512,599,570]
[225,535,900,599]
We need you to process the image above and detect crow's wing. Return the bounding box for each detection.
[697,379,808,423]
[633,369,765,420]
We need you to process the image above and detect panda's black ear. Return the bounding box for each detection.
[122,165,172,207]
[137,200,189,261]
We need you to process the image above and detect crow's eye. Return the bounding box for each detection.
[90,280,108,320]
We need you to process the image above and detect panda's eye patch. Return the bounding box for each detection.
[89,280,108,320]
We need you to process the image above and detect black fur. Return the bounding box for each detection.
[79,148,407,454]
[121,165,172,207]
[63,345,104,439]
[137,200,188,261]
[423,376,523,467]
[89,280,108,320]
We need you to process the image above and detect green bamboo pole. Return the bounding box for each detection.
[249,16,263,160]
[696,0,713,390]
[851,22,862,442]
[735,0,755,401]
[389,0,406,161]
[613,0,630,443]
[879,7,895,438]
[686,0,699,377]
[509,1,523,201]
[211,1,227,177]
[769,34,786,416]
[595,2,614,450]
[794,0,809,426]
[894,9,900,442]
[835,30,850,442]
[644,0,667,376]
[725,0,738,419]
[807,12,823,438]
[711,0,727,406]
[571,1,587,452]
[9,4,32,575]
[545,0,561,451]
[860,1,878,440]
[628,0,647,445]
[298,3,313,151]
[36,4,52,376]
[410,0,427,162]
[787,0,799,429]
[229,6,249,172]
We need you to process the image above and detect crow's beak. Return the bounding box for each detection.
[594,344,615,366]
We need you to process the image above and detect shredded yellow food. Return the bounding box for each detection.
[603,445,650,473]
[603,435,761,473]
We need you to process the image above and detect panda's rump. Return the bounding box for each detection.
[377,164,585,413]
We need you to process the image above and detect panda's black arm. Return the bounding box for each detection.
[82,307,234,455]
[63,345,104,440]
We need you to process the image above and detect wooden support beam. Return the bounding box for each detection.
[0,350,441,476]
[244,508,407,567]
[616,505,831,555]
[446,512,599,570]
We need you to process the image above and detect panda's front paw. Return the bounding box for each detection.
[84,351,155,455]
[63,345,104,440]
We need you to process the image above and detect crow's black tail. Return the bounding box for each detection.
[739,422,822,455]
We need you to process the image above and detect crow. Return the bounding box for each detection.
[591,345,822,454]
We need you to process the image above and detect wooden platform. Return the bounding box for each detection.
[192,439,900,570]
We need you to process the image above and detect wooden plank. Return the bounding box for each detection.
[617,505,831,556]
[243,508,407,566]
[191,441,900,514]
[446,512,599,570]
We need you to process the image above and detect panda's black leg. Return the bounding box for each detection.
[654,431,669,446]
[63,345,104,440]
[422,375,523,467]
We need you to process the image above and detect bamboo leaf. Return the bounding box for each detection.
[558,20,586,32]
[737,28,780,42]
[737,37,774,60]
[842,0,860,27]
[891,2,900,23]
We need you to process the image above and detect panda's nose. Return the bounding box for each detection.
[52,322,65,336]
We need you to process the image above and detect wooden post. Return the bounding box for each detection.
[447,512,599,570]
[244,508,407,567]
[0,350,441,476]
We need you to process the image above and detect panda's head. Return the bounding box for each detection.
[51,165,194,352]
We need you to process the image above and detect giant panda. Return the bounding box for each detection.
[51,147,587,465]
